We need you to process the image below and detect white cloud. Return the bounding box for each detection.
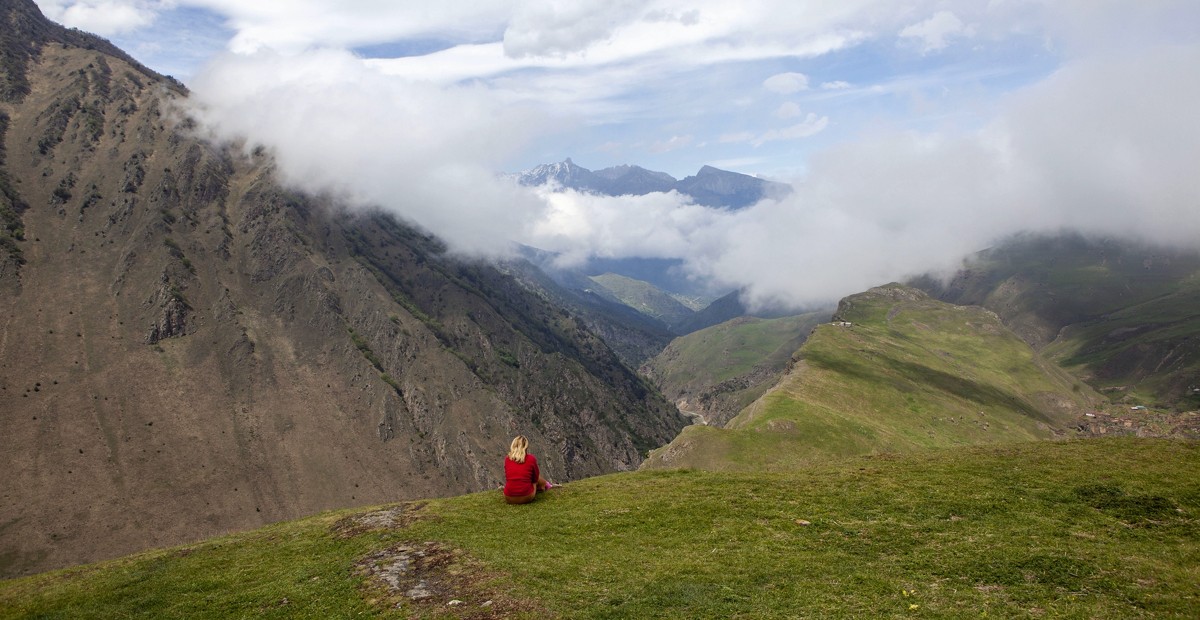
[717,113,830,147]
[186,49,547,255]
[503,0,645,58]
[527,189,725,268]
[820,80,851,90]
[518,43,1200,309]
[774,101,802,119]
[36,0,166,36]
[898,10,975,54]
[752,114,829,146]
[183,0,513,54]
[762,72,809,94]
[168,1,1200,312]
[997,45,1200,246]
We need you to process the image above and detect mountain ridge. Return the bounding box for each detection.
[515,158,792,209]
[644,284,1098,471]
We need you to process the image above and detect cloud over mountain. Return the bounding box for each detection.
[187,48,546,256]
[527,43,1200,309]
[171,1,1200,310]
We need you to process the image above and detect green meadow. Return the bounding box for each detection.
[3,438,1197,619]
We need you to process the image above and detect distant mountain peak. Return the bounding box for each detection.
[516,159,791,209]
[516,158,606,191]
[675,166,791,209]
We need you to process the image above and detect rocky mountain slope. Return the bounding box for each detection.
[496,252,677,368]
[643,284,1098,471]
[0,0,685,578]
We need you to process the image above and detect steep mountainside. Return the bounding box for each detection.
[497,253,676,368]
[0,0,684,578]
[918,234,1200,409]
[644,285,1097,471]
[643,312,828,428]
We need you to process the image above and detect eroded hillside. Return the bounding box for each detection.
[0,0,684,578]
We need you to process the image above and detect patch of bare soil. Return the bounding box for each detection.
[1075,409,1200,440]
[354,542,539,619]
[331,502,430,539]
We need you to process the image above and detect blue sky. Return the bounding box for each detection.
[33,1,1200,306]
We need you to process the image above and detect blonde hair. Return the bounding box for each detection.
[508,435,528,463]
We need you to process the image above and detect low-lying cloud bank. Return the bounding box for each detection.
[525,44,1200,309]
[188,41,1200,309]
[188,48,547,255]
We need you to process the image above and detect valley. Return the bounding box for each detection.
[0,1,1198,617]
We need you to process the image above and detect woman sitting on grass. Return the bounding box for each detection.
[503,435,551,504]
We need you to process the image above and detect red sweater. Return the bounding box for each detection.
[503,453,540,497]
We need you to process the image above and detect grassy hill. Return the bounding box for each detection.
[643,312,828,427]
[921,234,1200,410]
[644,285,1096,472]
[2,438,1197,618]
[1042,278,1200,409]
[587,273,697,329]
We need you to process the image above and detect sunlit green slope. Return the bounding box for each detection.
[643,312,828,427]
[586,272,697,328]
[644,284,1096,472]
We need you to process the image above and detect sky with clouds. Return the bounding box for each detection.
[33,0,1200,308]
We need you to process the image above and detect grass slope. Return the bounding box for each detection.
[2,438,1197,618]
[922,234,1200,409]
[1042,276,1200,410]
[644,312,827,426]
[587,273,697,328]
[645,285,1095,472]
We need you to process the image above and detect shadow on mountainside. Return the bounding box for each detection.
[802,349,1063,427]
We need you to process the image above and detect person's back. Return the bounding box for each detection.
[503,435,549,504]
